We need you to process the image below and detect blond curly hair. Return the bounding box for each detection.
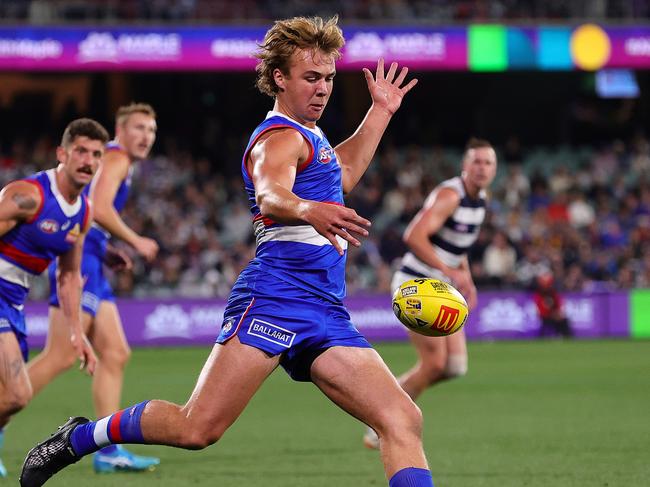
[255,16,344,98]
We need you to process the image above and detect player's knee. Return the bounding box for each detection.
[57,350,78,371]
[379,398,423,441]
[444,354,468,379]
[4,382,33,414]
[102,345,131,369]
[420,356,448,386]
[181,425,224,450]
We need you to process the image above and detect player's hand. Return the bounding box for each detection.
[447,268,476,308]
[363,59,418,116]
[71,331,97,375]
[133,236,159,262]
[103,246,133,271]
[301,201,371,256]
[465,283,478,311]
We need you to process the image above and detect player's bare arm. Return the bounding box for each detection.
[404,188,458,271]
[0,181,43,236]
[335,59,418,193]
[252,129,370,255]
[56,211,97,375]
[404,188,474,296]
[458,256,478,310]
[91,150,158,261]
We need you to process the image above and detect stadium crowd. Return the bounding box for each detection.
[1,131,648,298]
[1,0,648,23]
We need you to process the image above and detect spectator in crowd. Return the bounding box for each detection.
[482,230,517,287]
[532,273,573,338]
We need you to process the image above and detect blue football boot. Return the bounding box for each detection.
[93,445,159,473]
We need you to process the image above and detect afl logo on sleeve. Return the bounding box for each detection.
[318,146,334,164]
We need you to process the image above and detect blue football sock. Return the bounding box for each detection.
[389,467,434,487]
[70,400,149,457]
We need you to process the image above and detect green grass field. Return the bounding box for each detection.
[6,340,650,486]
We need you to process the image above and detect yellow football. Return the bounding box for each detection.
[392,278,469,337]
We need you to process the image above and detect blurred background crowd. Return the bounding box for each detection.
[2,127,649,299]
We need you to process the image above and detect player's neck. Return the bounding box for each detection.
[272,101,316,128]
[54,169,82,203]
[461,177,480,199]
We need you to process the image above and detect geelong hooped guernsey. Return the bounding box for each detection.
[84,141,133,256]
[401,176,486,275]
[0,169,89,308]
[243,111,347,302]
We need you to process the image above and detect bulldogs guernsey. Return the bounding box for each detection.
[400,176,487,276]
[243,111,347,302]
[83,141,133,258]
[0,169,89,319]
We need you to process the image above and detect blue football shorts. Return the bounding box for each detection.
[48,250,115,317]
[0,298,29,362]
[217,269,372,382]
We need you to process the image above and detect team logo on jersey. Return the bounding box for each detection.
[39,219,59,234]
[247,318,296,348]
[318,146,334,164]
[65,223,81,243]
[222,319,234,334]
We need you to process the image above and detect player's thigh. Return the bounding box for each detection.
[89,301,130,359]
[183,336,281,430]
[409,331,450,366]
[310,346,418,430]
[0,332,30,397]
[444,328,467,357]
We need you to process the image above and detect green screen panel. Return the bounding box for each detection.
[469,25,507,72]
[630,289,650,338]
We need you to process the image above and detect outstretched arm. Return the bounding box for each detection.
[335,59,418,193]
[56,211,97,375]
[251,128,371,256]
[90,151,158,261]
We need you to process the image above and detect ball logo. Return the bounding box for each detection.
[318,146,333,164]
[39,219,59,234]
[432,305,460,332]
[404,298,422,316]
[401,286,418,297]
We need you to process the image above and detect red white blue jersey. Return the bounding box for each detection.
[84,140,133,256]
[0,169,89,307]
[242,111,347,302]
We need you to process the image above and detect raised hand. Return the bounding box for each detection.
[363,58,418,116]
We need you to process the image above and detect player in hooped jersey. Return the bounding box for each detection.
[20,17,434,487]
[27,104,160,473]
[363,138,498,449]
[0,119,108,476]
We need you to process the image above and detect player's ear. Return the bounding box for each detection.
[273,68,286,92]
[56,146,67,165]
